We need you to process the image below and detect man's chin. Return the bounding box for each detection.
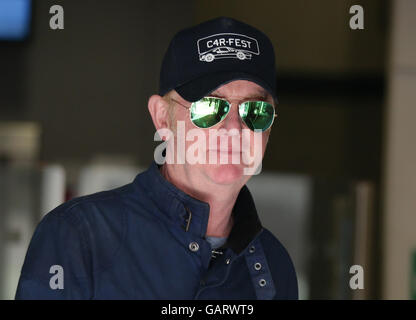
[204,163,246,185]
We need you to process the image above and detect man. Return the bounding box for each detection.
[15,17,298,299]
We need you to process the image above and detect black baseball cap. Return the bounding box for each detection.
[159,17,278,102]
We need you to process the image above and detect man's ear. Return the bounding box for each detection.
[148,94,171,132]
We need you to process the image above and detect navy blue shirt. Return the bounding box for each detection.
[15,161,298,299]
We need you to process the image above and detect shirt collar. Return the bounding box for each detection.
[133,161,263,254]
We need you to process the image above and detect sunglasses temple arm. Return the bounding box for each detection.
[171,98,191,109]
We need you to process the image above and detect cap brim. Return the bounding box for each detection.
[175,71,278,103]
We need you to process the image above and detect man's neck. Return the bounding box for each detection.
[160,164,242,238]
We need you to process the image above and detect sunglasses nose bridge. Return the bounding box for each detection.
[220,100,244,130]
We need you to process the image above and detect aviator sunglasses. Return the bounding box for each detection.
[171,96,277,132]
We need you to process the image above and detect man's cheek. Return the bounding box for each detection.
[263,132,270,148]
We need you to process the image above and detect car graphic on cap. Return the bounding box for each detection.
[197,33,260,63]
[199,47,253,62]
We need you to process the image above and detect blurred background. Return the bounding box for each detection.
[0,0,415,300]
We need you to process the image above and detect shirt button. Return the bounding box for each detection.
[249,246,255,253]
[225,258,231,265]
[189,241,199,252]
[254,262,262,271]
[259,279,267,287]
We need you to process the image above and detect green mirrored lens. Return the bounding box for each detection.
[239,101,275,131]
[190,97,230,128]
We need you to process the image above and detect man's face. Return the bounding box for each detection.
[166,80,274,186]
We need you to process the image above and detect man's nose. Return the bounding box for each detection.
[221,103,243,132]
